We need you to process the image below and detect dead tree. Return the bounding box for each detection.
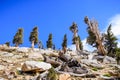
[84,16,107,55]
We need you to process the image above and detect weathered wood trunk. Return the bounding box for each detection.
[15,43,19,47]
[74,30,80,51]
[70,22,80,51]
[31,40,34,49]
[63,46,67,53]
[76,40,80,51]
[84,16,106,55]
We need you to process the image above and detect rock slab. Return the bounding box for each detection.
[21,61,52,71]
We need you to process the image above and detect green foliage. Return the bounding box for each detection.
[84,16,89,24]
[5,42,10,47]
[47,67,58,80]
[78,35,83,50]
[13,28,23,47]
[69,22,78,33]
[16,69,22,75]
[86,27,97,47]
[69,22,78,44]
[103,73,111,77]
[84,16,107,55]
[92,67,98,71]
[84,16,97,47]
[72,36,77,44]
[116,48,120,64]
[38,59,43,62]
[62,34,67,48]
[29,27,38,45]
[104,24,118,57]
[46,33,53,48]
[84,16,100,48]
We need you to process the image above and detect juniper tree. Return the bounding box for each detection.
[104,24,118,57]
[13,28,23,47]
[78,35,83,50]
[84,16,106,55]
[62,34,67,53]
[46,33,53,48]
[69,22,80,51]
[29,27,38,49]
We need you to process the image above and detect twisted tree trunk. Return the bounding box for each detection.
[85,17,106,55]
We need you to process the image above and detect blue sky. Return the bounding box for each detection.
[0,0,120,50]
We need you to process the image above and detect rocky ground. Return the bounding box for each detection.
[0,45,120,80]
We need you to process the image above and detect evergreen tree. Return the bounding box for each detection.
[72,37,77,44]
[69,22,78,44]
[84,16,106,55]
[69,22,80,51]
[104,24,118,57]
[84,16,96,47]
[78,35,83,50]
[13,28,23,47]
[29,27,38,49]
[46,33,53,48]
[62,34,67,53]
[62,34,67,48]
[86,28,97,47]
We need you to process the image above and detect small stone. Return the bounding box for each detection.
[8,72,16,79]
[0,78,4,80]
[59,73,71,80]
[28,52,44,60]
[0,65,5,70]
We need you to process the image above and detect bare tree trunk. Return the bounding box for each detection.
[74,30,80,51]
[31,40,34,49]
[76,40,80,51]
[63,46,67,54]
[15,43,19,47]
[85,17,106,55]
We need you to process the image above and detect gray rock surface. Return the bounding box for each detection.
[28,52,44,60]
[103,56,116,64]
[0,78,4,80]
[0,52,13,57]
[81,59,103,69]
[0,65,5,70]
[17,47,29,53]
[21,61,52,71]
